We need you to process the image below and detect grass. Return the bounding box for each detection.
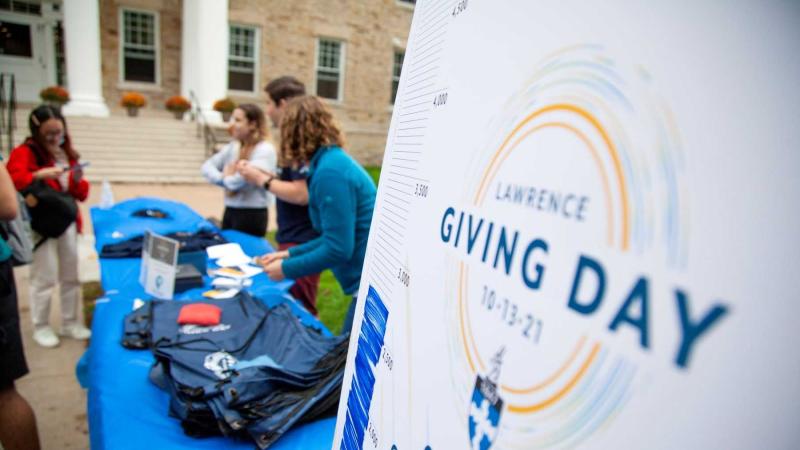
[266,164,381,335]
[265,230,352,335]
[365,166,381,186]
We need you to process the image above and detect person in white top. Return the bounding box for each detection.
[201,104,277,237]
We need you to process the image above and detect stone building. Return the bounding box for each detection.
[0,0,415,164]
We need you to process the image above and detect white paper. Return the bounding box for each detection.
[206,243,247,260]
[202,288,239,299]
[212,277,253,289]
[216,253,253,268]
[208,264,262,280]
[237,264,263,278]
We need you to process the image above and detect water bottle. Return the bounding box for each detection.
[99,179,115,209]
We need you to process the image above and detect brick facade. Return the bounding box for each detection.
[99,0,182,113]
[99,0,413,164]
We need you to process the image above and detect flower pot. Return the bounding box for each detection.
[172,110,185,120]
[45,101,66,109]
[126,107,139,117]
[221,111,232,122]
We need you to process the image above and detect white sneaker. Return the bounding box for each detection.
[60,323,92,341]
[33,326,60,348]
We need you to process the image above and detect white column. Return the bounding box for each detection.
[61,0,109,117]
[181,0,228,124]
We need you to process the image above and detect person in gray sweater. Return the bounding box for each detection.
[201,104,276,237]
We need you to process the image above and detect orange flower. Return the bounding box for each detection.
[165,95,191,112]
[39,86,70,103]
[121,92,146,108]
[213,98,236,113]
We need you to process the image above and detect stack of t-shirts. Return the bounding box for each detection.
[122,292,348,449]
[100,229,227,258]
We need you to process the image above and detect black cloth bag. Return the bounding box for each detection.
[22,180,77,240]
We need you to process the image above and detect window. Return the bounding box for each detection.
[228,24,258,92]
[0,0,42,16]
[391,51,404,104]
[316,39,344,100]
[121,9,158,84]
[0,20,32,57]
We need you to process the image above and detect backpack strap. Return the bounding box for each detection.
[33,236,48,251]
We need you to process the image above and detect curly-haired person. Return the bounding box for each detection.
[246,96,376,333]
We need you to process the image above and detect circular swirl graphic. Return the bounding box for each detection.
[445,45,687,448]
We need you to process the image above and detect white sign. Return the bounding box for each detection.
[142,231,179,300]
[334,1,800,450]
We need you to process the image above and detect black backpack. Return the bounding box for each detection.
[22,180,78,243]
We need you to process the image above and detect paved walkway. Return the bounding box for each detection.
[12,182,270,449]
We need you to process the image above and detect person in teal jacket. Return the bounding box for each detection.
[252,96,376,333]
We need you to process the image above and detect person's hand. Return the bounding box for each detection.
[263,259,285,281]
[222,163,237,177]
[255,250,289,267]
[71,166,83,184]
[34,166,64,180]
[237,160,272,186]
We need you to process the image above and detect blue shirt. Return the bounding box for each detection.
[275,165,319,244]
[283,146,376,295]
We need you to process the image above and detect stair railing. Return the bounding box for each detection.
[188,90,220,157]
[0,73,18,157]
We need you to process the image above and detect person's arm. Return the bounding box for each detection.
[237,161,310,205]
[282,172,356,278]
[266,178,308,205]
[200,145,230,187]
[0,163,18,220]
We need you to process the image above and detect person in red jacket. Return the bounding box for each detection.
[6,105,91,348]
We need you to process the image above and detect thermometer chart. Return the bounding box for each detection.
[333,1,800,449]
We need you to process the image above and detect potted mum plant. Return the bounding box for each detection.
[121,92,146,117]
[165,95,191,119]
[39,86,70,107]
[213,98,236,122]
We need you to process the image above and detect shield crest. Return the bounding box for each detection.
[468,375,503,450]
[204,351,237,379]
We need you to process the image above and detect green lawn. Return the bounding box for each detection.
[266,164,380,334]
[365,166,381,186]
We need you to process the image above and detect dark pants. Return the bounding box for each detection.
[0,260,28,386]
[222,207,268,238]
[341,293,358,335]
[278,242,321,316]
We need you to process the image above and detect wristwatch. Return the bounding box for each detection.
[263,175,274,191]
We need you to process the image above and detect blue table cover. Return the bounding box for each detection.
[82,198,337,449]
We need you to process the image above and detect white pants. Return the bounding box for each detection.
[29,223,80,329]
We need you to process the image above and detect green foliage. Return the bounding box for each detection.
[364,165,381,186]
[316,270,352,335]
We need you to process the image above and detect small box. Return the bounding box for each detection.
[174,263,204,293]
[177,250,207,274]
